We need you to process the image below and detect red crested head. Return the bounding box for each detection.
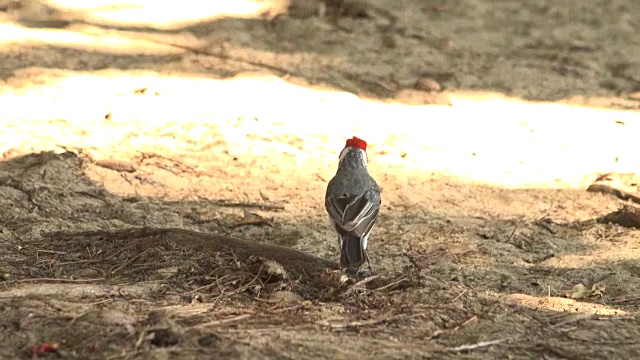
[344,136,367,152]
[338,136,368,164]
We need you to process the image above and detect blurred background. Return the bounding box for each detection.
[0,0,639,188]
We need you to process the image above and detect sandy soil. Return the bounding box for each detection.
[1,0,640,359]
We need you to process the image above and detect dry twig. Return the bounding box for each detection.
[191,314,252,329]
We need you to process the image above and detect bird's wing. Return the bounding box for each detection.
[327,189,380,237]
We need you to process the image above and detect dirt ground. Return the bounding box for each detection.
[1,0,640,359]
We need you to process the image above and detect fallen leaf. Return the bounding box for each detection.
[233,209,274,228]
[565,284,590,299]
[591,282,606,297]
[565,283,606,299]
[263,258,288,279]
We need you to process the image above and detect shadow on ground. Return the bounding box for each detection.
[0,151,639,359]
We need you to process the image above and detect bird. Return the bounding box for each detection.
[325,136,381,275]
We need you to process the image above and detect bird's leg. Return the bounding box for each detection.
[337,235,347,274]
[363,248,374,274]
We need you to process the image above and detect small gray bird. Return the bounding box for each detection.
[325,136,381,274]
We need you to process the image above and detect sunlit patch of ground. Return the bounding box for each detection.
[1,69,638,189]
[505,293,627,316]
[0,21,201,53]
[13,0,283,29]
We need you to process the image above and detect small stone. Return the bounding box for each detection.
[414,77,442,92]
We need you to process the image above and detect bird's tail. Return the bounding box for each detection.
[340,233,365,270]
